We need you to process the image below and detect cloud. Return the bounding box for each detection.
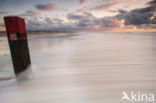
[77,6,88,12]
[0,11,8,14]
[147,0,156,9]
[67,12,97,26]
[67,12,124,29]
[95,1,120,10]
[118,9,127,14]
[0,23,4,28]
[0,23,5,31]
[26,16,79,31]
[26,9,155,31]
[0,23,4,26]
[131,0,136,2]
[26,13,99,31]
[67,13,85,20]
[26,10,41,15]
[25,0,156,31]
[20,10,41,17]
[36,3,59,11]
[79,0,87,3]
[115,2,156,25]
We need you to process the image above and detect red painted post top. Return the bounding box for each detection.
[4,16,26,34]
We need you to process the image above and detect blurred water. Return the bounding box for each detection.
[0,32,156,103]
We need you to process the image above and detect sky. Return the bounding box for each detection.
[0,0,156,32]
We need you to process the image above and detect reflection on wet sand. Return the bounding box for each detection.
[0,32,156,103]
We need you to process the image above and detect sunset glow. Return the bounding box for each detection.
[101,28,156,32]
[0,0,155,32]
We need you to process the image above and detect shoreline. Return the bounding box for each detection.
[0,31,75,37]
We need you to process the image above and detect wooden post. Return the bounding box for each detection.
[4,16,31,75]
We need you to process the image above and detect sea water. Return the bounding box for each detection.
[0,32,156,103]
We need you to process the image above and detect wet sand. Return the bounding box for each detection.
[0,32,156,103]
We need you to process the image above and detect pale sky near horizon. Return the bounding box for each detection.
[0,0,156,31]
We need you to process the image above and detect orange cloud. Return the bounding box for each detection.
[79,0,87,3]
[95,1,120,10]
[132,0,136,2]
[77,6,88,12]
